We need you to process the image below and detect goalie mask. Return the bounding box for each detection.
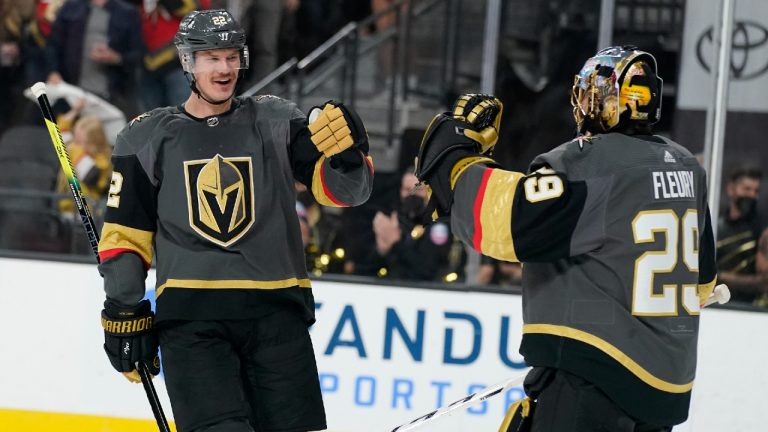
[571,46,663,135]
[174,9,249,103]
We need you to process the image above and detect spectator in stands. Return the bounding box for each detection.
[364,170,453,282]
[54,95,86,142]
[717,167,764,303]
[139,0,210,111]
[370,0,408,92]
[22,0,65,86]
[45,0,143,117]
[753,228,768,307]
[57,115,112,217]
[0,0,36,134]
[296,186,348,275]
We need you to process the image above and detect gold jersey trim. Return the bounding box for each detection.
[478,169,523,262]
[157,277,312,297]
[523,323,694,393]
[311,156,345,207]
[98,222,154,265]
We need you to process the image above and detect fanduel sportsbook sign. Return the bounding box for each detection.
[310,280,528,431]
[677,0,768,112]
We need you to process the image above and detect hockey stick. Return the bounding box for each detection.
[31,82,171,432]
[390,371,528,432]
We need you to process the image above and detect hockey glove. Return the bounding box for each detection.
[308,100,369,158]
[102,299,160,383]
[451,93,503,154]
[414,114,496,216]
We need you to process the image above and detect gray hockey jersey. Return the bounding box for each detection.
[97,96,373,324]
[450,132,717,425]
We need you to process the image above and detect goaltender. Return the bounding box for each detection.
[414,46,717,432]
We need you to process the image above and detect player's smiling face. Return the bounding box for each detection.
[193,48,241,102]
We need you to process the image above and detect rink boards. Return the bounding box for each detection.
[0,257,766,431]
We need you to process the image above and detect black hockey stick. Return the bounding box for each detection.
[31,82,171,432]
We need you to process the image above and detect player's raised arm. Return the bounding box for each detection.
[289,100,374,208]
[414,95,601,262]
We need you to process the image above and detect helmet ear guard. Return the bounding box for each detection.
[619,61,662,124]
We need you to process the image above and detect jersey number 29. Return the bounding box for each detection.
[631,210,700,316]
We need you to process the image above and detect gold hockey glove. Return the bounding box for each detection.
[451,93,503,154]
[308,101,369,157]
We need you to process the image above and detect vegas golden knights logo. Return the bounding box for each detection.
[184,155,254,247]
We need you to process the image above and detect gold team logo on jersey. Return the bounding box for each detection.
[184,155,254,247]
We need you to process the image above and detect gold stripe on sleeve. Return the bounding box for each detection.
[479,169,524,262]
[523,324,694,393]
[98,222,154,265]
[311,156,346,207]
[157,277,312,297]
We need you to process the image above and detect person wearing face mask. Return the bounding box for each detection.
[367,171,454,282]
[717,167,764,303]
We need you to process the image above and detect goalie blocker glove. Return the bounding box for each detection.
[101,299,160,375]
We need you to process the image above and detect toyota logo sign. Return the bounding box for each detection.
[696,20,768,80]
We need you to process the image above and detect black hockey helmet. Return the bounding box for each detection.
[174,9,249,73]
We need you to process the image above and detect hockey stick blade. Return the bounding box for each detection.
[390,371,528,432]
[32,82,171,432]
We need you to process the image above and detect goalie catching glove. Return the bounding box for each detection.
[102,299,160,383]
[414,94,503,216]
[451,93,503,153]
[308,100,369,158]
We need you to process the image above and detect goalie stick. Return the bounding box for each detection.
[390,371,528,432]
[31,82,171,432]
[391,284,730,432]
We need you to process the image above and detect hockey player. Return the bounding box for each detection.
[414,46,717,431]
[97,9,373,432]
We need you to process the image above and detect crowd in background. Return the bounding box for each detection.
[0,0,766,308]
